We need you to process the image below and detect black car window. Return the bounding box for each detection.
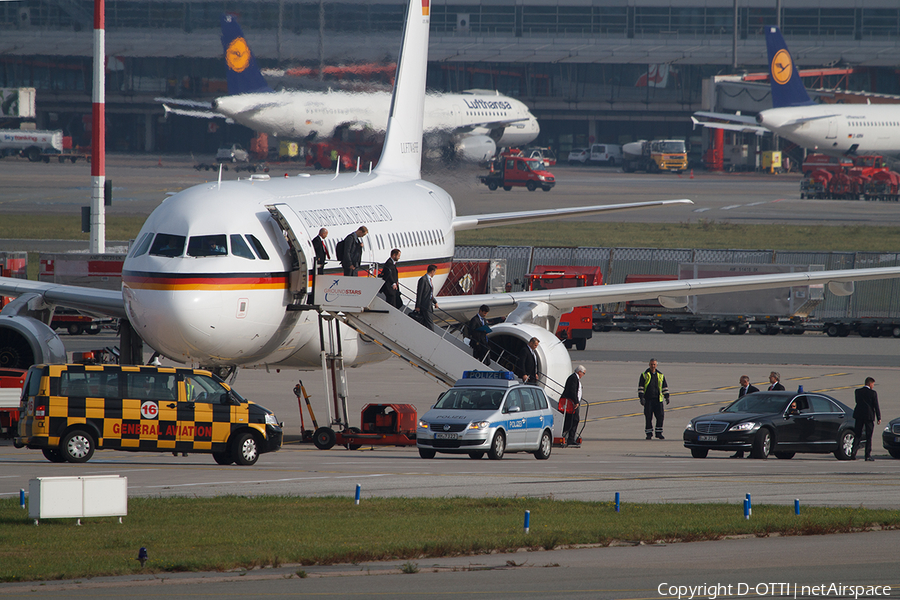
[726,393,788,414]
[809,396,842,414]
[504,389,523,412]
[793,396,812,414]
[519,388,538,412]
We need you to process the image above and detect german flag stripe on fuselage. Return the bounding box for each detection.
[122,259,451,292]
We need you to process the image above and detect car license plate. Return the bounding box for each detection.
[698,435,717,442]
[435,433,458,440]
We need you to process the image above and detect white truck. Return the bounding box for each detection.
[0,129,63,162]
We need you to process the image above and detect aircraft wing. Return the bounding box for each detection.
[451,199,693,231]
[455,116,529,133]
[160,103,225,120]
[0,278,126,319]
[691,113,768,136]
[436,267,900,315]
[776,113,840,127]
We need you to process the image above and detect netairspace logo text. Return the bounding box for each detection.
[658,582,891,600]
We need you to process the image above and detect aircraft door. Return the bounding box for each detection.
[826,118,837,139]
[266,204,314,302]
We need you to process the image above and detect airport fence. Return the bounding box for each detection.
[454,245,900,319]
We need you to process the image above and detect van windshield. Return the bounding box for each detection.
[434,388,505,411]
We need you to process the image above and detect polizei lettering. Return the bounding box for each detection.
[463,99,512,110]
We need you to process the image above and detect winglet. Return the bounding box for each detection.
[221,14,273,95]
[765,26,814,108]
[373,0,430,181]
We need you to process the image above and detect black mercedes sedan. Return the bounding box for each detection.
[684,391,857,460]
[881,418,900,459]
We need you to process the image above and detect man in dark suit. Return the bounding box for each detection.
[518,337,540,385]
[851,377,881,461]
[312,228,329,273]
[341,226,368,276]
[467,304,491,364]
[767,371,785,391]
[380,248,402,309]
[309,228,329,303]
[561,365,586,445]
[414,264,438,330]
[731,375,761,457]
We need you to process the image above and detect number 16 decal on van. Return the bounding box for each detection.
[15,364,283,465]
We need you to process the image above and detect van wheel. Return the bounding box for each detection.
[503,186,512,191]
[487,182,498,191]
[61,429,95,463]
[418,448,436,459]
[313,427,336,450]
[526,181,537,192]
[212,451,233,465]
[488,431,506,460]
[534,430,552,460]
[231,432,260,465]
[42,448,66,463]
[468,451,484,459]
[67,324,82,335]
[575,338,587,351]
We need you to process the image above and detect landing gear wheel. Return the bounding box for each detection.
[344,427,362,450]
[231,432,260,465]
[690,448,709,458]
[488,431,506,460]
[61,429,95,463]
[834,430,855,460]
[42,448,66,463]
[526,181,537,192]
[212,450,233,465]
[468,451,484,459]
[313,427,337,450]
[418,448,436,459]
[750,429,772,459]
[534,431,552,460]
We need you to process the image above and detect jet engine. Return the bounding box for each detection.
[0,316,67,370]
[485,323,572,400]
[453,135,496,164]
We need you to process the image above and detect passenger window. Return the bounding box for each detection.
[810,396,841,413]
[246,234,270,260]
[187,234,228,257]
[184,374,231,405]
[149,233,186,257]
[519,388,538,412]
[127,373,177,402]
[230,234,255,259]
[129,232,154,258]
[504,389,523,413]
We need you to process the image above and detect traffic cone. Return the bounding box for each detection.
[157,157,162,167]
[690,169,694,179]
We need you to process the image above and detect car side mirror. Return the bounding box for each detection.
[719,407,725,412]
[226,391,240,406]
[506,405,521,414]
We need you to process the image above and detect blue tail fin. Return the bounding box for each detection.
[765,26,813,108]
[221,14,272,95]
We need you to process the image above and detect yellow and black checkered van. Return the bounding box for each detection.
[15,364,283,465]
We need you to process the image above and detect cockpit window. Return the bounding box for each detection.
[149,233,186,257]
[230,234,255,260]
[187,234,228,257]
[246,234,270,260]
[129,232,154,258]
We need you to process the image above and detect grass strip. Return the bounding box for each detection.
[3,215,900,253]
[2,496,899,582]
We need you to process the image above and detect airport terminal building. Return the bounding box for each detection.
[2,0,900,155]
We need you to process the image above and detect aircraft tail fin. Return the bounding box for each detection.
[765,26,814,108]
[372,0,429,181]
[221,14,273,95]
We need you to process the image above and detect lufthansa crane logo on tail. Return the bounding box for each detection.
[771,49,793,86]
[226,37,251,73]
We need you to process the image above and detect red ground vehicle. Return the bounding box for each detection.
[801,155,899,200]
[0,368,25,436]
[479,150,555,192]
[525,265,602,350]
[801,154,853,177]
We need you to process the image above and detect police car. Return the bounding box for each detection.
[416,371,554,460]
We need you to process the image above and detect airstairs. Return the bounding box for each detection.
[328,296,502,386]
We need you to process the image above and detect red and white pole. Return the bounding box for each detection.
[90,0,105,253]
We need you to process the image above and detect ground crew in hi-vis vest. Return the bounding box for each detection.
[638,358,669,440]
